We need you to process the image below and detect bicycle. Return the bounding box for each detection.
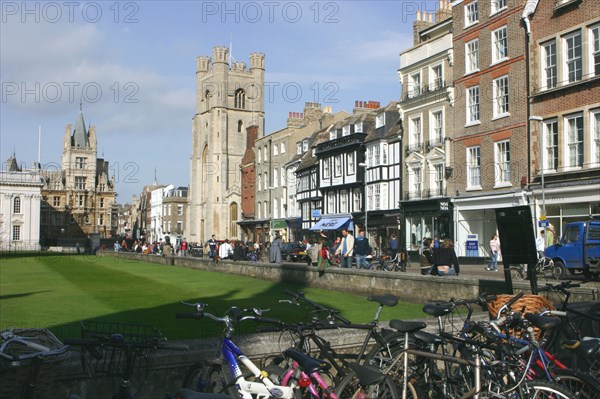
[64,320,188,399]
[510,256,560,281]
[177,302,333,399]
[0,328,72,399]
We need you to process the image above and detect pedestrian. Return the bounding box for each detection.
[430,238,460,276]
[269,235,283,264]
[536,230,545,259]
[389,234,398,258]
[218,239,233,260]
[354,230,371,270]
[76,242,81,254]
[181,239,188,256]
[335,228,355,269]
[307,239,320,266]
[545,224,556,247]
[318,240,332,277]
[207,235,217,259]
[420,238,434,275]
[487,234,500,272]
[114,241,120,252]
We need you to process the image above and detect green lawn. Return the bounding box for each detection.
[0,254,425,340]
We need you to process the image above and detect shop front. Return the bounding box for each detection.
[363,210,402,257]
[401,198,453,258]
[452,191,528,258]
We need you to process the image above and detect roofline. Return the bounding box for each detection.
[419,17,452,38]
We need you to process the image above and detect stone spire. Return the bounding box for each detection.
[72,102,88,148]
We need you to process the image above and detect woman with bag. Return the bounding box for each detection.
[318,240,332,277]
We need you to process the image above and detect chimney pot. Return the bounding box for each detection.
[416,10,421,21]
[355,100,358,107]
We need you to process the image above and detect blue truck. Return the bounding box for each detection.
[544,220,600,278]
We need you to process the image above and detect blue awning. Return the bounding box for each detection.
[310,217,352,231]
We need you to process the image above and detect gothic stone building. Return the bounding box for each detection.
[40,109,117,243]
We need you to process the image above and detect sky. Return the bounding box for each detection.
[1,0,440,202]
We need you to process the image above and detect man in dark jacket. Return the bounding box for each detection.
[354,230,371,269]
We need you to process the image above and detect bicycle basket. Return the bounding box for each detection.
[487,295,556,340]
[0,329,70,398]
[79,320,163,378]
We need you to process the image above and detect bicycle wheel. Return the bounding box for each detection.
[364,332,410,369]
[553,369,600,399]
[510,265,526,280]
[182,362,236,396]
[262,364,303,399]
[334,369,405,399]
[523,381,576,398]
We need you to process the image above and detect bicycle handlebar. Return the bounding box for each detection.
[537,281,581,293]
[283,289,351,326]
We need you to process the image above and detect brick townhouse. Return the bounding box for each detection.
[526,0,600,235]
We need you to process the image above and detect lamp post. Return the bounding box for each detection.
[530,116,546,235]
[358,162,368,235]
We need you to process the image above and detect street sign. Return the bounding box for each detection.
[311,209,321,219]
[538,220,549,228]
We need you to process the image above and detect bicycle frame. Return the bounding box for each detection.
[220,337,296,399]
[280,360,338,399]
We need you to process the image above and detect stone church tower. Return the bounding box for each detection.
[187,47,265,242]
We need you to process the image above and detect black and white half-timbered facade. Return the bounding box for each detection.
[295,130,325,233]
[362,101,403,248]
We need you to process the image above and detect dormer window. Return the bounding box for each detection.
[329,130,337,140]
[302,139,308,152]
[376,113,385,129]
[296,142,302,155]
[355,122,363,133]
[342,125,351,136]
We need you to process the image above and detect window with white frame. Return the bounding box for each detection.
[13,197,21,213]
[367,185,373,211]
[258,148,262,163]
[465,1,478,26]
[493,75,510,118]
[258,173,262,191]
[264,173,268,190]
[264,146,268,161]
[296,142,302,155]
[273,144,278,156]
[340,189,348,213]
[467,146,481,187]
[12,225,21,241]
[347,153,355,174]
[409,73,421,98]
[492,26,508,63]
[258,202,262,219]
[334,154,342,176]
[466,39,480,74]
[355,122,363,133]
[495,140,511,184]
[327,191,336,213]
[592,109,600,165]
[565,113,584,168]
[77,194,85,207]
[273,198,278,218]
[367,147,373,167]
[491,0,507,14]
[564,30,582,83]
[374,145,381,165]
[342,125,351,136]
[374,184,381,210]
[100,198,105,208]
[591,25,600,76]
[432,110,443,142]
[431,64,443,90]
[264,201,268,217]
[75,176,86,190]
[273,169,278,187]
[410,116,422,145]
[353,188,361,212]
[382,144,388,164]
[280,142,286,154]
[467,86,480,124]
[281,167,286,186]
[376,112,385,128]
[434,164,444,195]
[542,40,557,89]
[330,129,337,140]
[302,139,308,152]
[543,119,559,172]
[412,166,422,195]
[53,196,60,207]
[323,159,330,179]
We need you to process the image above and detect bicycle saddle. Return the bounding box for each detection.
[524,313,561,331]
[283,348,331,373]
[174,389,230,399]
[389,320,427,333]
[367,293,398,307]
[423,303,454,317]
[562,339,600,358]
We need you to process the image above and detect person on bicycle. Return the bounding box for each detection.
[354,230,371,269]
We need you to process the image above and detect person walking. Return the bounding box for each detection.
[207,235,217,259]
[354,230,371,269]
[335,228,355,269]
[487,234,500,272]
[536,230,545,259]
[431,238,460,276]
[389,234,398,258]
[318,240,332,277]
[269,235,283,264]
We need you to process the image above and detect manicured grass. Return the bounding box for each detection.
[0,253,425,340]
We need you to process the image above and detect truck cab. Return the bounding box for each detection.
[544,220,600,278]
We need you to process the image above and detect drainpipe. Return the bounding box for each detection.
[522,12,532,194]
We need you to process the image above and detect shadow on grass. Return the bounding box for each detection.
[0,291,53,301]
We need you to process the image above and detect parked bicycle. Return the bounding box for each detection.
[0,328,71,399]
